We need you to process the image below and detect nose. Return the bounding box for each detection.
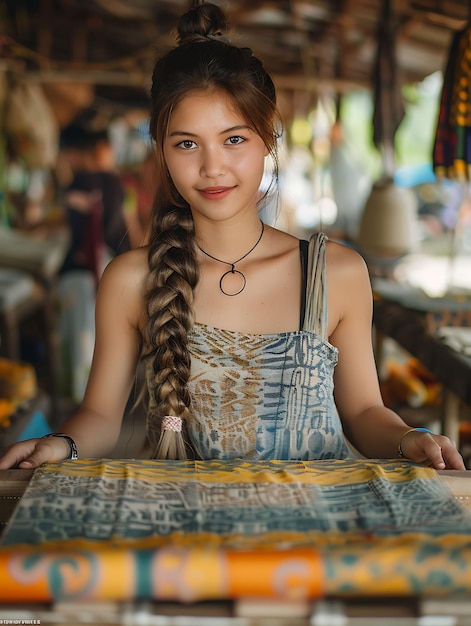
[200,146,225,178]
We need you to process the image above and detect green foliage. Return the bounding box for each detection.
[339,71,442,175]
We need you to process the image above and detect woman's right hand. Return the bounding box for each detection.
[0,436,71,470]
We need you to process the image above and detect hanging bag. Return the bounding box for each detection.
[2,73,58,169]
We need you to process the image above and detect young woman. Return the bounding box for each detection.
[0,2,464,470]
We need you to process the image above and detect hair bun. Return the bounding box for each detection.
[177,2,229,44]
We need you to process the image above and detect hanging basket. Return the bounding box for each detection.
[1,73,59,169]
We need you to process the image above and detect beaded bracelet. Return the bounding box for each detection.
[397,427,434,458]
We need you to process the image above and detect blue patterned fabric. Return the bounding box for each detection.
[2,459,470,548]
[187,325,353,460]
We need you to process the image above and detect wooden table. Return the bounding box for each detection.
[438,469,471,511]
[373,298,471,444]
[0,468,33,535]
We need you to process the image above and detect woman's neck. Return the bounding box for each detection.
[194,216,265,262]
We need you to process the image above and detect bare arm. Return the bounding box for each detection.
[327,242,465,470]
[0,248,148,469]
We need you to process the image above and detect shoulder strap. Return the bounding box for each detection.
[303,232,328,337]
[299,239,309,329]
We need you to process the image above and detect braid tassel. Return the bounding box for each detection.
[152,415,187,460]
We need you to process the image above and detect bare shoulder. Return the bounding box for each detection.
[101,246,149,289]
[97,246,149,327]
[324,239,372,333]
[325,238,369,284]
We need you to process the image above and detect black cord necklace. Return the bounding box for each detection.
[197,221,265,296]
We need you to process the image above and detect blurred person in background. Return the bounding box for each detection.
[57,124,131,405]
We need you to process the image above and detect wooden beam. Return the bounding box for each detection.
[17,68,368,94]
[17,69,149,86]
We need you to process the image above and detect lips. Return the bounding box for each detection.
[198,186,234,199]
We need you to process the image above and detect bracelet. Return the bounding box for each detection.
[397,427,434,458]
[42,433,79,460]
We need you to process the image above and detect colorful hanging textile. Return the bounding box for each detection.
[0,458,470,603]
[433,26,471,180]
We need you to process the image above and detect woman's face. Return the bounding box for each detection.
[163,89,268,224]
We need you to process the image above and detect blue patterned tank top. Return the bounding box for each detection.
[183,232,354,461]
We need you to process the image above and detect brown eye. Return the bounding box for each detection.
[177,140,197,150]
[226,136,244,145]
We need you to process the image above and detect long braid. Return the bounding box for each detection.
[144,2,280,458]
[145,203,199,458]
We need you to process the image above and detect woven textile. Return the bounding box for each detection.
[433,26,471,180]
[1,458,470,603]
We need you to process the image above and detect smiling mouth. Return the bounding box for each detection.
[199,187,232,193]
[197,186,234,199]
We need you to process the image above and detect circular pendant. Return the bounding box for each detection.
[219,269,246,296]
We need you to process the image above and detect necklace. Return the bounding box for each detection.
[197,221,265,296]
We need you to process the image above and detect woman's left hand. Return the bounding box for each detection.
[400,430,466,470]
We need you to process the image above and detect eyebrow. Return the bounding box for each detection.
[167,124,251,138]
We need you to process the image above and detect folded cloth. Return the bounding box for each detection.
[0,269,34,309]
[436,326,471,356]
[0,227,69,279]
[1,458,471,603]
